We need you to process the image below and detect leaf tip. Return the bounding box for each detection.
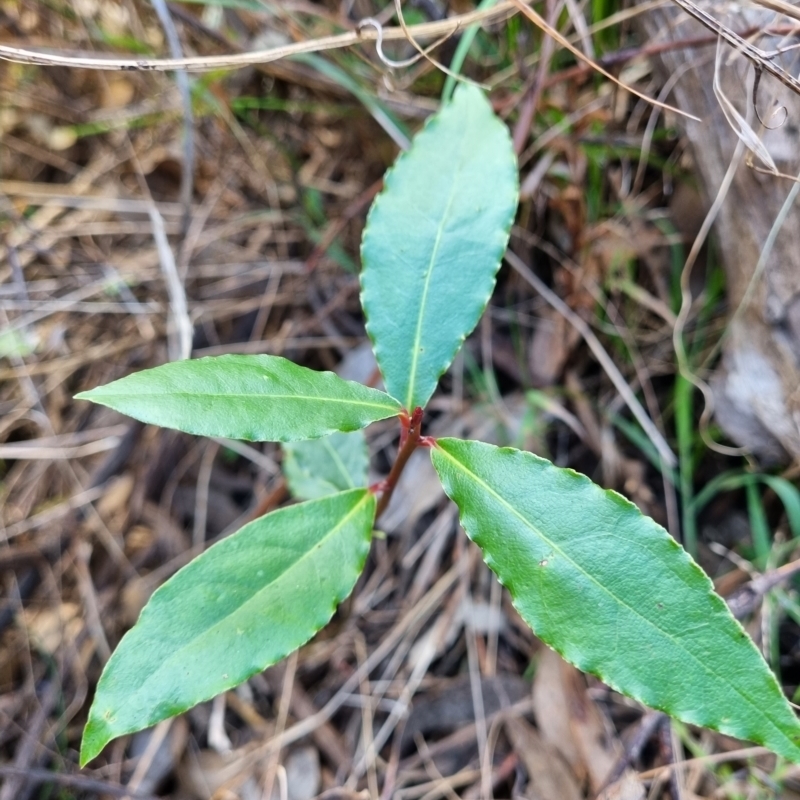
[79,717,111,767]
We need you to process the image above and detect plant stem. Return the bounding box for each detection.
[675,373,697,556]
[374,407,428,521]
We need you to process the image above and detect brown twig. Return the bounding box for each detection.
[512,0,557,153]
[726,558,800,619]
[505,249,677,468]
[599,711,667,793]
[0,683,59,800]
[659,720,685,800]
[539,26,799,90]
[0,767,162,800]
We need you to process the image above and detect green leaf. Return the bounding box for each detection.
[283,430,369,500]
[431,438,800,763]
[80,489,375,765]
[360,84,518,411]
[76,355,402,442]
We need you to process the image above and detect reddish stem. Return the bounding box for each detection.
[374,407,426,521]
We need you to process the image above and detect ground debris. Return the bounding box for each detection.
[2,1,798,798]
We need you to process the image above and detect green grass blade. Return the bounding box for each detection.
[283,430,369,500]
[675,373,698,556]
[747,480,772,566]
[441,0,500,102]
[431,438,800,763]
[76,355,402,442]
[689,472,800,541]
[293,54,411,151]
[686,469,747,515]
[80,489,375,765]
[610,413,678,485]
[760,475,800,539]
[360,84,518,411]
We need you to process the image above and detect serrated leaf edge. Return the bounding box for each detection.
[80,489,376,765]
[360,84,519,411]
[431,439,800,760]
[75,355,403,442]
[283,433,368,500]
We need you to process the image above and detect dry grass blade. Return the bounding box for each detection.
[637,746,772,780]
[5,0,796,794]
[148,206,191,362]
[505,250,678,469]
[0,767,162,800]
[0,2,519,72]
[357,17,455,70]
[670,0,800,98]
[712,41,777,171]
[149,0,194,234]
[510,0,700,121]
[391,0,485,88]
[225,565,462,775]
[751,0,800,23]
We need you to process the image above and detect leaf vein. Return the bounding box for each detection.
[404,125,470,410]
[321,438,357,489]
[97,392,399,412]
[438,446,796,749]
[136,491,373,696]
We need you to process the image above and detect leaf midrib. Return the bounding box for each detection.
[87,391,400,413]
[321,438,357,489]
[404,110,472,411]
[436,444,799,752]
[130,490,374,701]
